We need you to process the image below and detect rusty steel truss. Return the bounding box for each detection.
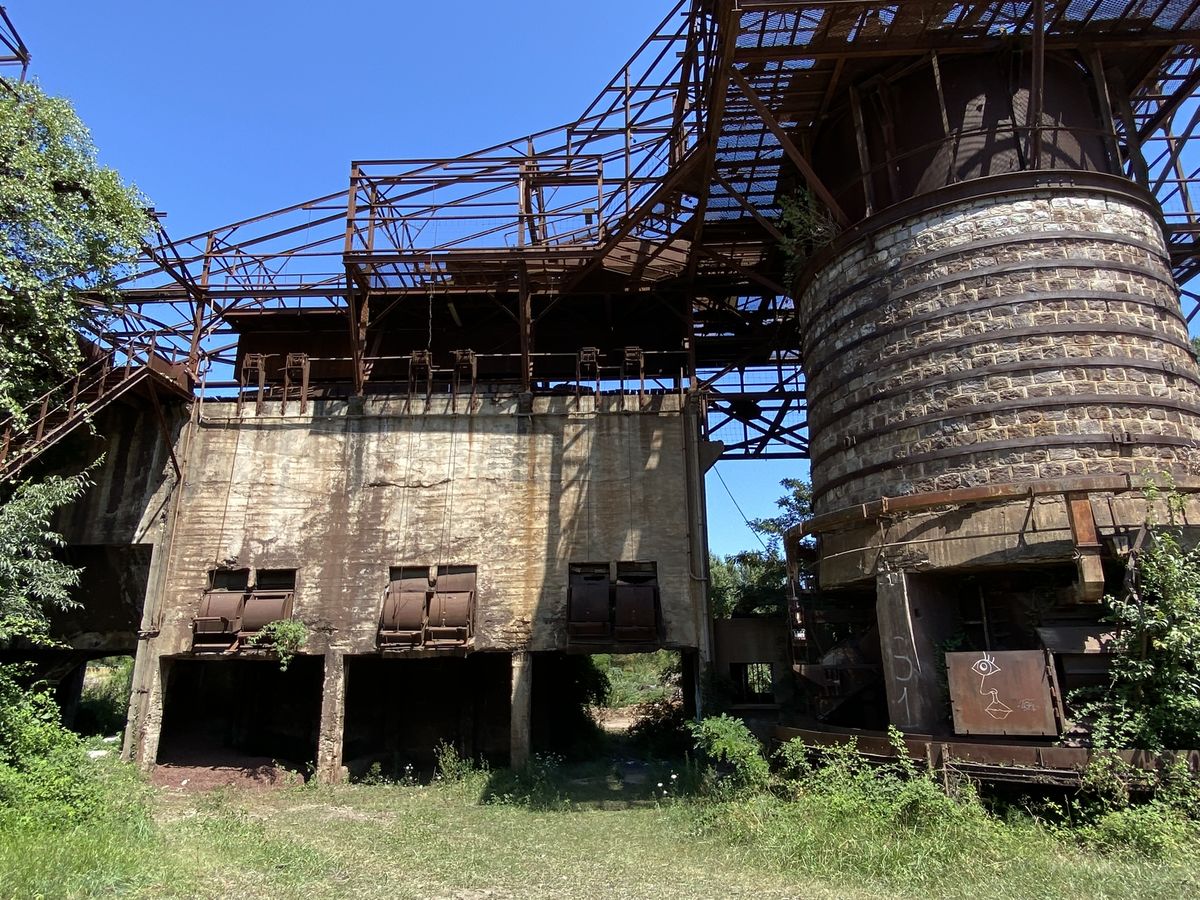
[0,6,29,87]
[64,2,1200,460]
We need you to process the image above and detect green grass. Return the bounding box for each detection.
[681,792,1200,900]
[2,757,1199,899]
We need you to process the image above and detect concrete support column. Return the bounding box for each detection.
[876,571,956,734]
[316,651,346,784]
[510,650,532,769]
[134,655,168,771]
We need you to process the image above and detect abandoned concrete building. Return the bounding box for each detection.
[3,1,1200,781]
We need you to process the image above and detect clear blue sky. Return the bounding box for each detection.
[11,0,798,555]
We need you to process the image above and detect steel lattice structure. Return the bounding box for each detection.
[38,2,1200,459]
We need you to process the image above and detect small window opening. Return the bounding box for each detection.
[255,568,297,591]
[208,568,249,591]
[731,662,774,705]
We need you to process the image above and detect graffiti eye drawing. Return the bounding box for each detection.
[971,654,1000,678]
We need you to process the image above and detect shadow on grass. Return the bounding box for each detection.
[477,731,695,810]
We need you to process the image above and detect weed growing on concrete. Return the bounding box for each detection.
[245,618,309,671]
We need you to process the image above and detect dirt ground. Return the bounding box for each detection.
[150,751,304,791]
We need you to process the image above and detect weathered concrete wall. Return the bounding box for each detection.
[712,617,794,706]
[148,393,705,658]
[54,402,185,548]
[798,184,1200,513]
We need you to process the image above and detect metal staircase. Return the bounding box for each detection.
[0,336,192,482]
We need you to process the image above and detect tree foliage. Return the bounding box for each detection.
[0,84,149,823]
[710,478,813,618]
[709,550,787,618]
[0,471,93,647]
[747,477,813,554]
[0,82,150,419]
[1074,524,1200,750]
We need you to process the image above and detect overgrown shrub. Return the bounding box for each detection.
[1071,482,1200,750]
[0,665,107,828]
[1080,801,1199,858]
[687,714,770,795]
[482,752,569,810]
[534,653,610,758]
[594,651,674,708]
[435,740,482,784]
[628,696,692,758]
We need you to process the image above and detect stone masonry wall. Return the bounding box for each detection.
[798,186,1200,513]
[147,393,704,658]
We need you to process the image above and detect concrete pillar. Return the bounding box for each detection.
[316,651,346,784]
[124,413,195,762]
[875,571,956,734]
[134,655,168,770]
[510,651,532,769]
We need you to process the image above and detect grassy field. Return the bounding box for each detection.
[2,754,1199,900]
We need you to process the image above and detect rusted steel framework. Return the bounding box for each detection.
[0,7,29,85]
[100,1,1200,460]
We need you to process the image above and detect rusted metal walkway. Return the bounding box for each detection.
[0,337,191,482]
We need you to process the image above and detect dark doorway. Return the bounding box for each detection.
[158,656,323,770]
[342,654,511,776]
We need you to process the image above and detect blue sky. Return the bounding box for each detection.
[11,1,796,555]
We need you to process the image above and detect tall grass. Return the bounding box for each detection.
[675,727,1200,899]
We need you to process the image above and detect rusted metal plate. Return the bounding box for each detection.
[614,584,657,642]
[427,592,471,644]
[946,650,1058,737]
[426,566,474,646]
[240,590,294,633]
[379,589,428,646]
[567,580,611,640]
[192,589,245,650]
[773,725,1200,786]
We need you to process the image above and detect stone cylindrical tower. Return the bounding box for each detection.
[790,48,1200,738]
[799,178,1200,513]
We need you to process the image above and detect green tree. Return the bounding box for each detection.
[0,79,147,638]
[0,471,92,646]
[709,550,787,618]
[710,478,814,618]
[0,77,152,831]
[0,82,150,419]
[747,477,813,553]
